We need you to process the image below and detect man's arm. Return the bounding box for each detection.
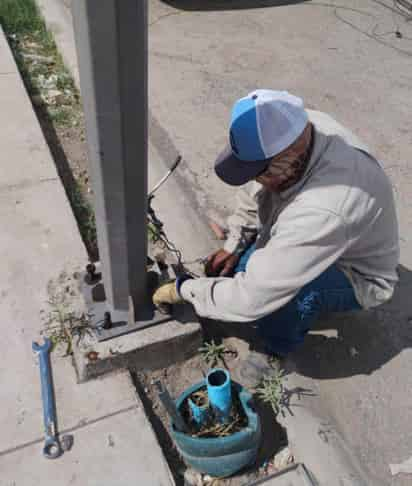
[181,206,348,322]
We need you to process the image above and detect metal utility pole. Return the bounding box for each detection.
[72,0,148,323]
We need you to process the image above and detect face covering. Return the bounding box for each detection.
[257,124,313,192]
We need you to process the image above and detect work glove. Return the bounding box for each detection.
[152,276,192,311]
[205,249,239,277]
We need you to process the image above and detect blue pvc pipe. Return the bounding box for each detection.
[188,398,209,426]
[206,368,232,422]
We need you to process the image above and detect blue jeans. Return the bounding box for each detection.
[234,245,361,355]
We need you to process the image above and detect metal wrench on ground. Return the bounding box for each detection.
[32,337,62,459]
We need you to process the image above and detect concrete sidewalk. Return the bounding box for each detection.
[0,27,173,486]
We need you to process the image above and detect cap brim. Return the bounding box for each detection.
[214,145,270,186]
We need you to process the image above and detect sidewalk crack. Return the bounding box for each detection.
[0,405,137,458]
[0,177,59,193]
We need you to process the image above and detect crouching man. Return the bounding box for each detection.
[153,90,399,384]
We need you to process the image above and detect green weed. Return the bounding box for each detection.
[68,181,97,258]
[199,340,232,368]
[44,273,93,355]
[49,106,73,126]
[255,369,285,415]
[0,0,43,36]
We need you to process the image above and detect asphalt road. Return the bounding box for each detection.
[147,2,412,485]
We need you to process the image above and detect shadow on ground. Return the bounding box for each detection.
[202,264,412,380]
[161,0,308,11]
[294,264,412,379]
[252,396,288,467]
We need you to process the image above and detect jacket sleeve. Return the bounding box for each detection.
[180,206,349,322]
[223,182,261,255]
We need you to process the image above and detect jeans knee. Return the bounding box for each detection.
[296,290,322,322]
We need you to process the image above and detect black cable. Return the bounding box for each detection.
[147,199,203,277]
[394,0,412,18]
[333,6,412,56]
[368,0,412,20]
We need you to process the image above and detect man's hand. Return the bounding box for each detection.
[152,280,183,309]
[205,249,239,277]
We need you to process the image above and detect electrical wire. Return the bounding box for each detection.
[149,155,182,197]
[148,180,203,277]
[394,0,412,19]
[333,5,412,56]
[148,212,202,277]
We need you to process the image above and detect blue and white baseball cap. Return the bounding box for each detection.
[215,90,309,186]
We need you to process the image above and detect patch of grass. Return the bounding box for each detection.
[44,272,93,355]
[0,0,43,36]
[49,106,74,126]
[199,340,236,368]
[1,0,80,128]
[255,369,285,415]
[68,181,98,259]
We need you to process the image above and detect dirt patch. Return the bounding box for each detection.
[37,104,97,260]
[133,339,288,486]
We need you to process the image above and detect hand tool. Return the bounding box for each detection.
[32,338,62,459]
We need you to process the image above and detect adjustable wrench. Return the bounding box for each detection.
[32,338,62,459]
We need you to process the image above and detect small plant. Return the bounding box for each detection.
[148,221,160,243]
[0,0,81,127]
[255,369,285,415]
[199,340,230,368]
[43,273,94,355]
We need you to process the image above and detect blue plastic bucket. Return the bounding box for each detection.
[170,381,261,477]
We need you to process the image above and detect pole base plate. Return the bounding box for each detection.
[80,261,175,342]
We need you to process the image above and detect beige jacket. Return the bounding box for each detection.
[181,111,400,322]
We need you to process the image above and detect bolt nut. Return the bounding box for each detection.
[84,263,101,285]
[86,351,99,361]
[102,311,112,330]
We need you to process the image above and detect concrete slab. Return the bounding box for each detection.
[72,284,202,381]
[0,51,59,188]
[0,28,173,485]
[248,464,316,485]
[277,368,368,486]
[0,406,173,486]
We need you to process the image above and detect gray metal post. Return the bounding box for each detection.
[71,0,148,319]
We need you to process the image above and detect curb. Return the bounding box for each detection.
[34,2,372,484]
